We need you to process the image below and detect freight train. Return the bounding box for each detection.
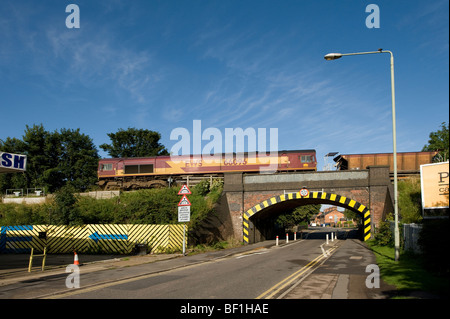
[98,150,317,190]
[333,151,439,178]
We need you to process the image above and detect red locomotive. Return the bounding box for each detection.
[98,150,317,190]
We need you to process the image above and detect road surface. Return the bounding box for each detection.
[0,228,394,300]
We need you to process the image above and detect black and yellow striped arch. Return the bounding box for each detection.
[243,191,371,243]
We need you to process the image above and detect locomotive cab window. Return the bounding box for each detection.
[301,155,313,163]
[101,163,113,171]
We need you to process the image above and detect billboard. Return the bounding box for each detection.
[0,152,27,173]
[420,162,449,218]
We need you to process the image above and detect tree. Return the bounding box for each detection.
[52,184,81,225]
[100,128,169,158]
[343,209,361,224]
[0,124,99,193]
[422,122,449,162]
[276,204,321,229]
[22,124,62,191]
[57,128,99,192]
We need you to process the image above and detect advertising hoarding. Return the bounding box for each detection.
[420,162,449,218]
[0,152,27,173]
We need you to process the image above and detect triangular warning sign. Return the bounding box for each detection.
[178,195,191,206]
[177,184,192,195]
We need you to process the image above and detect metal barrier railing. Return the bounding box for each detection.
[28,247,47,272]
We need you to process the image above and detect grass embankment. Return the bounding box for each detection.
[367,242,449,299]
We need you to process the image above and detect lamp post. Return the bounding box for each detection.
[324,49,400,261]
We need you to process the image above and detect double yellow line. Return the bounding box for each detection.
[256,246,337,299]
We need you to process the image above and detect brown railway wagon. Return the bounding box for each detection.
[333,151,439,173]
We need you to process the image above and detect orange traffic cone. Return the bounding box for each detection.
[73,251,80,266]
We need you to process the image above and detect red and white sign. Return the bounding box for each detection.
[178,184,192,195]
[299,188,309,197]
[178,195,191,206]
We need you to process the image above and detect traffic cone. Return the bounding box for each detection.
[73,251,80,266]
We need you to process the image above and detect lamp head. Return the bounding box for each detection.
[324,53,343,61]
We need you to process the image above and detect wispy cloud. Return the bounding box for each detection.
[45,27,159,104]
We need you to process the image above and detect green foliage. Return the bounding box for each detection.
[422,121,449,161]
[1,182,224,229]
[398,177,422,223]
[367,242,449,298]
[0,201,51,225]
[193,179,210,196]
[120,188,179,224]
[276,204,321,228]
[343,208,362,224]
[374,219,394,247]
[53,185,82,225]
[99,127,169,158]
[0,124,99,193]
[76,196,120,224]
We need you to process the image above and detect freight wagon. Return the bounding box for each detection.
[98,150,317,190]
[333,151,439,178]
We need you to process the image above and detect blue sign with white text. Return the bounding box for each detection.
[0,152,27,172]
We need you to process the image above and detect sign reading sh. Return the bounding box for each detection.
[0,152,27,173]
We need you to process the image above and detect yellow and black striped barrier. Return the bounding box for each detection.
[0,224,185,254]
[243,191,372,244]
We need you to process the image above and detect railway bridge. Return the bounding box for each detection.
[206,166,394,244]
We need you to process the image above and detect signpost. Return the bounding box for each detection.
[178,185,192,255]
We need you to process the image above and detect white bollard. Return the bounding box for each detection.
[294,232,297,241]
[276,236,279,246]
[286,233,289,244]
[326,234,329,245]
[331,232,334,242]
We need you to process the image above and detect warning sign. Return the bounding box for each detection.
[178,184,192,195]
[178,195,191,206]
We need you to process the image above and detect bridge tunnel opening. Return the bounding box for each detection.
[243,192,370,244]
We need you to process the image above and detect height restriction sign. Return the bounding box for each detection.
[178,195,191,206]
[299,187,309,197]
[178,184,192,195]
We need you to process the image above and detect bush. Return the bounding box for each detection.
[374,219,394,246]
[193,180,210,196]
[398,177,422,223]
[53,184,81,225]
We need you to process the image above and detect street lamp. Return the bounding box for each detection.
[324,49,400,261]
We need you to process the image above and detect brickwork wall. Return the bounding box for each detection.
[221,166,392,242]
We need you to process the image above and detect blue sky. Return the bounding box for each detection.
[0,0,448,170]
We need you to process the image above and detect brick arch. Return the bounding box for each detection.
[243,191,371,243]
